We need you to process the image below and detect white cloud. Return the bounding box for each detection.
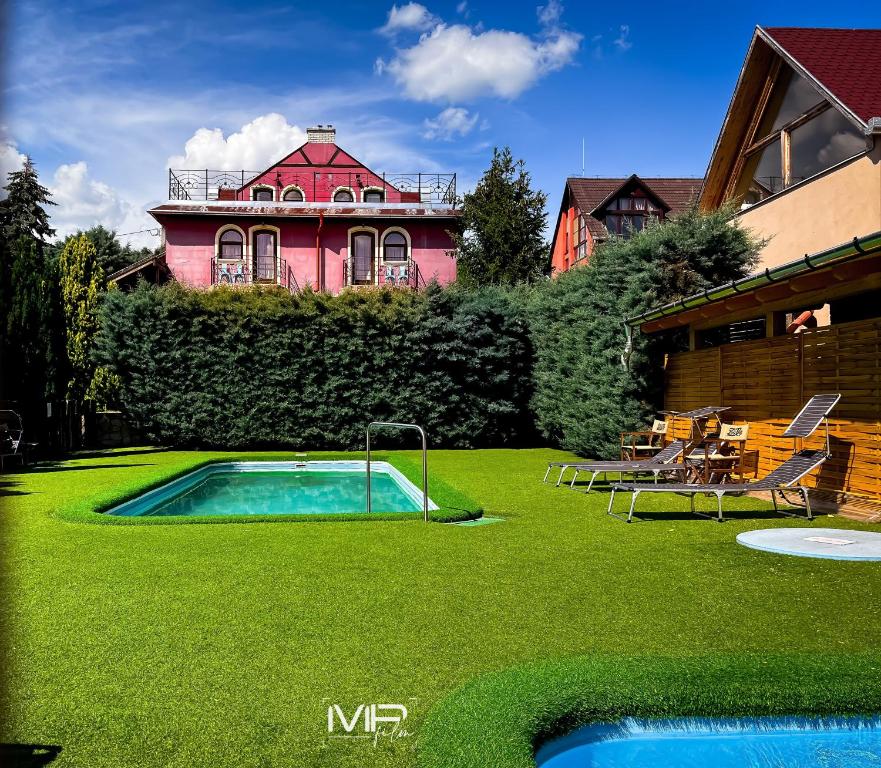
[0,141,27,196]
[168,113,306,170]
[537,0,564,28]
[456,1,469,16]
[613,24,631,51]
[48,161,156,247]
[423,107,479,140]
[380,3,439,36]
[383,22,581,102]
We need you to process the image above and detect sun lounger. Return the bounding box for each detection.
[0,410,29,471]
[606,394,841,522]
[543,439,690,491]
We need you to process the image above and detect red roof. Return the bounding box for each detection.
[566,176,703,239]
[763,27,881,123]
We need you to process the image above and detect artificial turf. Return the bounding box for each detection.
[1,447,880,768]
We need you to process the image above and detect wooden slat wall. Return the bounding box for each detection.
[665,317,881,507]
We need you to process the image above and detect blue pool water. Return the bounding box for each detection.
[535,717,881,768]
[106,461,437,517]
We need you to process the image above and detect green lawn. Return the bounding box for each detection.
[2,448,880,768]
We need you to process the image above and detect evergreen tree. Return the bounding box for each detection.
[0,158,62,413]
[455,147,549,286]
[529,205,763,457]
[0,157,55,243]
[59,234,105,401]
[55,225,153,276]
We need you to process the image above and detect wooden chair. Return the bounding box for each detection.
[690,422,751,484]
[620,419,668,461]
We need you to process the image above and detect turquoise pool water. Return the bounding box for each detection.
[535,717,881,768]
[106,461,435,517]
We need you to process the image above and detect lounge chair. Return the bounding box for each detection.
[606,394,841,522]
[543,439,691,491]
[542,405,729,491]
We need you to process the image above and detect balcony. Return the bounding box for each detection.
[343,257,422,290]
[212,258,299,293]
[168,169,456,206]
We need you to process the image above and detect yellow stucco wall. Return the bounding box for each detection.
[737,144,881,269]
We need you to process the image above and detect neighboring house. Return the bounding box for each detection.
[147,125,459,293]
[549,175,702,273]
[700,26,881,270]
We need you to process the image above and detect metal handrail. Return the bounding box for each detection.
[366,422,428,521]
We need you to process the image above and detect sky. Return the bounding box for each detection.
[1,0,879,248]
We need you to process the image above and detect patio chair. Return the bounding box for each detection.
[620,418,668,460]
[0,410,28,471]
[606,394,841,522]
[543,439,691,491]
[398,264,409,287]
[686,422,752,483]
[385,265,396,285]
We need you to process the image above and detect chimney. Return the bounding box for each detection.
[306,124,336,144]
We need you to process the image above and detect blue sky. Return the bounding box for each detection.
[2,0,879,246]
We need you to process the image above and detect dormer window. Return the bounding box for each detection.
[604,194,663,238]
[363,189,385,203]
[282,187,304,202]
[251,186,274,202]
[333,189,354,203]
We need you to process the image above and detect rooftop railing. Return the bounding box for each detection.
[168,169,456,206]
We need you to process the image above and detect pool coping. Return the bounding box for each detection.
[51,452,482,526]
[104,460,441,517]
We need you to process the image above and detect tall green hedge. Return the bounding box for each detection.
[95,282,536,449]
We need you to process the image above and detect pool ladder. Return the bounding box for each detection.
[366,422,429,522]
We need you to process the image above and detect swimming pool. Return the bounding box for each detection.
[105,461,439,517]
[535,716,881,768]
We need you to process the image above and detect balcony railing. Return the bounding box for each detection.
[212,258,299,293]
[343,258,421,290]
[169,169,456,206]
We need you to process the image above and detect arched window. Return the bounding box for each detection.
[363,189,385,203]
[253,229,277,282]
[252,186,274,201]
[333,188,354,202]
[219,229,244,259]
[382,231,407,262]
[282,187,304,202]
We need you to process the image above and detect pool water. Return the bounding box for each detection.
[106,461,436,517]
[535,717,881,768]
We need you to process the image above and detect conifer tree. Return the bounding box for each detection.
[455,147,549,286]
[59,234,105,401]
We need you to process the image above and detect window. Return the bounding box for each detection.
[697,318,766,348]
[253,230,276,282]
[252,187,274,202]
[363,189,385,203]
[737,66,865,205]
[219,229,243,259]
[382,231,407,262]
[282,187,304,202]
[603,195,662,238]
[333,189,354,202]
[351,232,374,284]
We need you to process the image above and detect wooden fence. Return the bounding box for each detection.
[665,316,881,516]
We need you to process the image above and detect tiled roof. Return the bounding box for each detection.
[763,27,881,124]
[566,177,703,239]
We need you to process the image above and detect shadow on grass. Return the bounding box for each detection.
[622,508,786,522]
[68,447,169,460]
[0,743,62,766]
[0,479,28,497]
[22,463,155,474]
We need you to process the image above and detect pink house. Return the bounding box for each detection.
[147,125,459,293]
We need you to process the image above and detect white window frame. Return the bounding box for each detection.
[250,184,275,202]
